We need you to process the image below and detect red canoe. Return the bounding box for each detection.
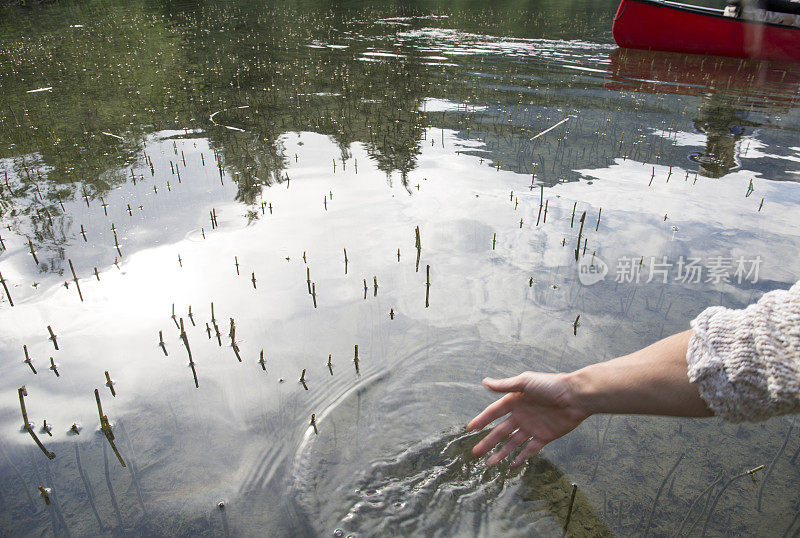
[612,0,800,62]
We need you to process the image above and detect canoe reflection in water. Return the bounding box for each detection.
[605,47,800,178]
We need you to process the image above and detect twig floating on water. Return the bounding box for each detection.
[530,115,576,141]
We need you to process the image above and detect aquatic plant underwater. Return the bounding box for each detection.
[1,0,799,535]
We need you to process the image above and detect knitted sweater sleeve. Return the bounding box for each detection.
[686,281,800,422]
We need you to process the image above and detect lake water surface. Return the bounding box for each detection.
[1,0,799,536]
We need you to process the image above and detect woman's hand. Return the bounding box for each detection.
[467,372,590,467]
[468,330,712,466]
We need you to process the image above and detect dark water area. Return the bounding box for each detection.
[1,0,799,536]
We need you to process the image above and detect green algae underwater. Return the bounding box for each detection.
[1,0,799,535]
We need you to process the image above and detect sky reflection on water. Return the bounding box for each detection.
[1,0,800,536]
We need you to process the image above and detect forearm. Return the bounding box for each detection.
[567,330,714,418]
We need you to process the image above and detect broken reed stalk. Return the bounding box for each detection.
[47,326,58,350]
[571,202,577,228]
[307,267,311,294]
[643,453,684,537]
[574,212,586,261]
[701,465,765,537]
[425,265,430,308]
[0,271,14,306]
[373,276,378,297]
[18,386,30,429]
[188,362,200,386]
[300,369,308,390]
[214,322,222,347]
[68,260,83,301]
[259,350,266,370]
[563,483,578,535]
[354,345,359,375]
[50,357,59,377]
[28,238,39,265]
[596,208,602,231]
[344,249,348,274]
[312,283,317,308]
[159,330,168,356]
[310,414,318,435]
[38,486,51,505]
[573,315,580,336]
[24,345,37,374]
[19,387,55,459]
[180,318,193,364]
[105,371,115,396]
[95,389,126,466]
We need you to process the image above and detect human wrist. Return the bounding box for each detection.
[562,368,596,419]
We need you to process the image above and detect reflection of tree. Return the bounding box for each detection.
[3,0,800,270]
[692,93,758,178]
[0,0,187,258]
